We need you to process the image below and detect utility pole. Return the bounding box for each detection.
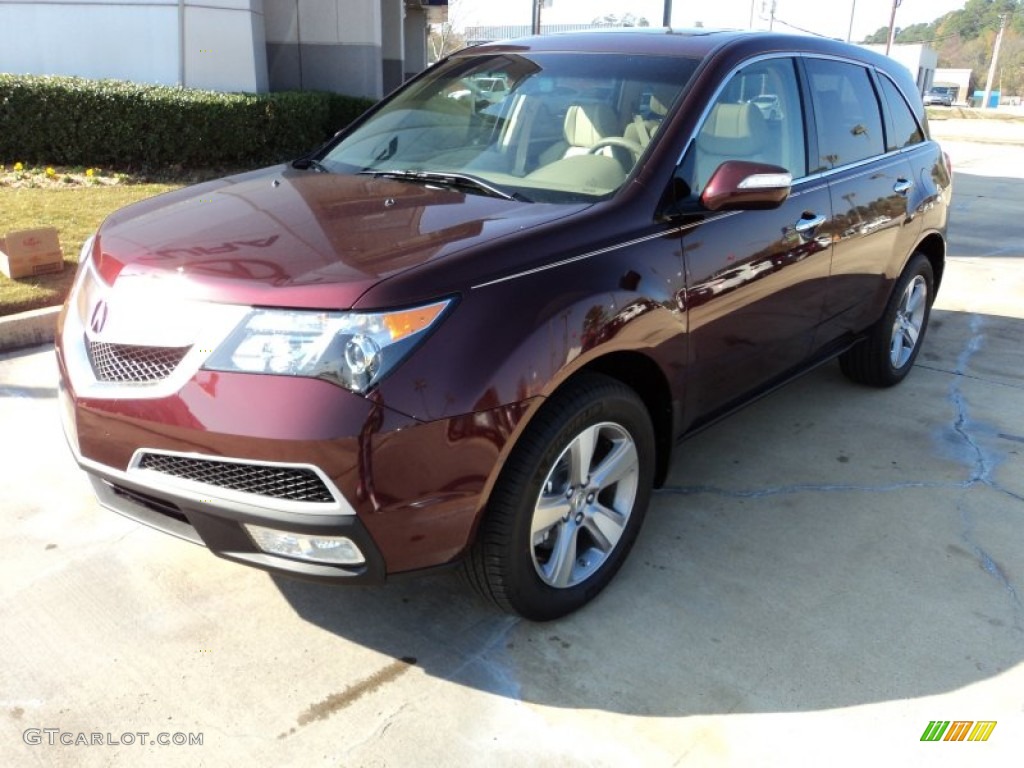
[982,14,1008,110]
[761,0,777,31]
[847,0,857,43]
[885,0,902,56]
[531,0,542,35]
[663,0,673,27]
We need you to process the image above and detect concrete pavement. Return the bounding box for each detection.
[929,112,1024,146]
[1,142,1023,767]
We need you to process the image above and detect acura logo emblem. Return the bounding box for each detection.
[89,300,109,335]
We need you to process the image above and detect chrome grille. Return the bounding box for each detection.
[87,339,190,383]
[138,453,335,503]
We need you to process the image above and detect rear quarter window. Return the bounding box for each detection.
[876,74,924,151]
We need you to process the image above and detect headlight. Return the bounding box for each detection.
[204,300,452,393]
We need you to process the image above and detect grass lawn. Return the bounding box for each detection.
[1,180,181,316]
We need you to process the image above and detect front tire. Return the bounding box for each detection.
[840,252,934,387]
[463,373,655,621]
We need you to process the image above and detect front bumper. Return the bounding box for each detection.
[55,259,540,582]
[57,346,538,583]
[82,455,387,583]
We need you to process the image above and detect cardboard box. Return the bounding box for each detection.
[0,227,64,279]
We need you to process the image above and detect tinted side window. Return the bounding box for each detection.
[687,57,806,194]
[877,74,924,150]
[806,59,885,170]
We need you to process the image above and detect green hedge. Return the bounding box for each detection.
[0,75,375,169]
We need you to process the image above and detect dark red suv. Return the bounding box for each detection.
[57,30,950,619]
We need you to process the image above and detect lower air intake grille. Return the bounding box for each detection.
[87,340,190,383]
[138,453,335,503]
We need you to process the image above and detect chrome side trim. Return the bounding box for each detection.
[471,214,739,289]
[819,155,910,183]
[674,50,935,183]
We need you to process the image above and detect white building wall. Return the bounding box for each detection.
[0,0,425,96]
[0,0,268,92]
[185,1,268,92]
[862,43,938,95]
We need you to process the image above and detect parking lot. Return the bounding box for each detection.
[2,138,1023,767]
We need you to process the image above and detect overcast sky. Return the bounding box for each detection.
[453,0,968,43]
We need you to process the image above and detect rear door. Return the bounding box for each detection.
[803,57,923,345]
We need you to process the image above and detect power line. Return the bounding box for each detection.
[771,18,832,38]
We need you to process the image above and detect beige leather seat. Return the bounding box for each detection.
[561,102,620,157]
[527,102,628,191]
[693,102,770,192]
[537,102,621,166]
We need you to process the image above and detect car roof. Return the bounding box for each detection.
[457,28,900,73]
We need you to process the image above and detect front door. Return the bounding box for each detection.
[675,57,833,423]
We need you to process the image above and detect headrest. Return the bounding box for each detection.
[564,103,619,148]
[696,102,768,156]
[647,85,678,116]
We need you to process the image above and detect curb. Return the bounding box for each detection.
[0,306,60,353]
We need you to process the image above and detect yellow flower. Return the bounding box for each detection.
[86,168,95,178]
[46,166,56,177]
[14,162,24,172]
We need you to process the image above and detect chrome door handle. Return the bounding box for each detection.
[894,178,914,195]
[794,213,826,234]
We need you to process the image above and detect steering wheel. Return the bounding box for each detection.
[586,137,643,163]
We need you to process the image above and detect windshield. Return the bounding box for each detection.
[321,52,699,203]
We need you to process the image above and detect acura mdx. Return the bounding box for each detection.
[57,29,951,619]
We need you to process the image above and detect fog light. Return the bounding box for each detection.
[245,524,365,565]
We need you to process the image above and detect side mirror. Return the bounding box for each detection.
[701,160,792,212]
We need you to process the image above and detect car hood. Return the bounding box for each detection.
[93,166,585,309]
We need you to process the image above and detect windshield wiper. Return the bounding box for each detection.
[358,169,529,202]
[292,157,331,173]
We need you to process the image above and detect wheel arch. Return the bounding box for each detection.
[579,351,675,488]
[913,231,946,292]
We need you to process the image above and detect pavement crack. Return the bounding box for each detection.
[958,493,1024,631]
[945,314,1007,494]
[950,389,989,484]
[338,700,415,756]
[947,314,1023,630]
[448,615,522,698]
[915,363,1024,392]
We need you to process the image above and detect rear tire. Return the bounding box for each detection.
[840,252,934,387]
[462,373,655,621]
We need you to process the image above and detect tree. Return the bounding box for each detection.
[591,13,650,27]
[428,25,466,62]
[860,0,1024,98]
[863,26,889,44]
[428,0,471,62]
